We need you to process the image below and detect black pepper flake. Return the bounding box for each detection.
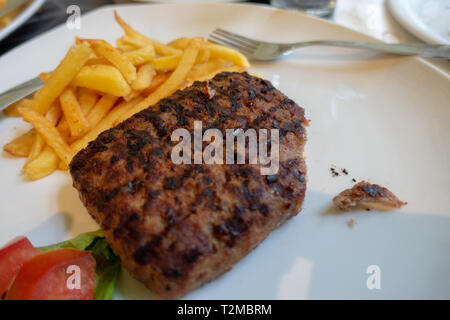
[330,167,339,177]
[342,168,349,175]
[352,178,357,183]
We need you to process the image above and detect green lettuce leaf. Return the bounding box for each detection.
[38,230,121,300]
[38,230,105,252]
[87,237,121,300]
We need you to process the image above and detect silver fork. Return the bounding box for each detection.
[209,28,450,60]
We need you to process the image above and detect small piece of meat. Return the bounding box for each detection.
[70,72,308,298]
[333,181,407,210]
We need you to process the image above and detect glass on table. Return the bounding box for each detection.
[271,0,336,18]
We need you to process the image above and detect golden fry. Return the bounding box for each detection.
[141,72,170,95]
[3,103,20,117]
[168,37,192,50]
[207,42,250,68]
[196,47,211,64]
[123,46,155,66]
[24,134,44,167]
[31,43,93,114]
[186,58,226,81]
[87,94,119,127]
[39,72,51,82]
[3,129,36,157]
[131,64,156,91]
[85,39,137,83]
[23,103,62,168]
[151,54,181,72]
[117,35,148,49]
[3,98,34,117]
[18,107,74,166]
[78,88,99,115]
[72,65,132,97]
[85,57,111,66]
[25,146,60,180]
[152,42,207,72]
[59,88,90,137]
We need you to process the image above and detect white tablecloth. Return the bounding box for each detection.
[332,0,449,73]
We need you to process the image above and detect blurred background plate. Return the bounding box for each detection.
[0,0,46,42]
[127,0,242,3]
[388,0,450,44]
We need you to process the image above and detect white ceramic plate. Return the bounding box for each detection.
[388,0,450,44]
[0,0,46,42]
[1,3,449,299]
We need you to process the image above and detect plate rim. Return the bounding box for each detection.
[0,0,46,43]
[387,0,450,45]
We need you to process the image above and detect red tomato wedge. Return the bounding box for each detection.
[6,249,96,300]
[0,237,40,297]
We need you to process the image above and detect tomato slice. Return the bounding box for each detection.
[6,249,96,300]
[0,236,40,297]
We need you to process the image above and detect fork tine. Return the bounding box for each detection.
[209,34,251,51]
[214,28,259,47]
[208,36,253,55]
[209,38,253,56]
[212,29,258,50]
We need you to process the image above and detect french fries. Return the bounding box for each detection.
[73,65,132,96]
[123,46,155,66]
[23,103,62,169]
[31,43,93,114]
[131,64,156,91]
[119,38,202,122]
[4,11,252,180]
[151,54,181,72]
[78,88,99,115]
[3,98,35,117]
[59,88,90,137]
[207,42,250,68]
[3,129,35,157]
[85,39,137,84]
[25,146,60,180]
[18,107,73,167]
[86,94,119,128]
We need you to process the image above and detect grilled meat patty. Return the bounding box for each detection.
[70,72,308,298]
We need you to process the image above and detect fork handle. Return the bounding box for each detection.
[290,41,450,59]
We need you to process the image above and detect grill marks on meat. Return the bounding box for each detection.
[333,181,407,210]
[70,72,308,298]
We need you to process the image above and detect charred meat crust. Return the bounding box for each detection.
[333,181,407,210]
[70,72,308,298]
